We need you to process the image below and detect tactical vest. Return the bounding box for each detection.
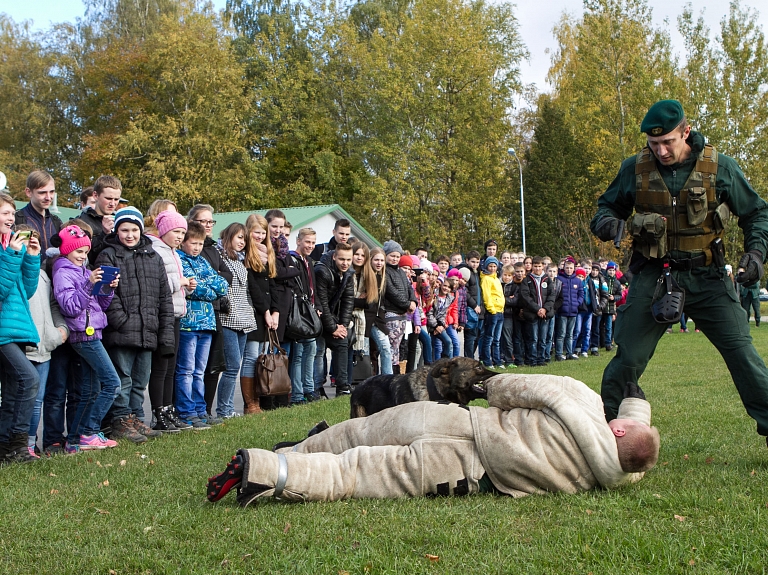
[633,144,723,262]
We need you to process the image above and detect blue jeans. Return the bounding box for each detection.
[107,347,153,422]
[479,313,503,366]
[289,338,317,401]
[446,326,460,358]
[555,315,577,356]
[370,326,393,374]
[43,343,81,448]
[217,327,247,417]
[463,320,483,359]
[574,311,592,353]
[544,317,556,357]
[433,329,453,359]
[27,360,51,447]
[0,343,40,443]
[602,314,614,347]
[418,329,434,364]
[524,318,549,364]
[175,331,212,419]
[69,340,121,442]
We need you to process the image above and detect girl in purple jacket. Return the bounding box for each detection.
[52,225,121,452]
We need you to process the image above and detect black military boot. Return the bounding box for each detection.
[152,407,180,433]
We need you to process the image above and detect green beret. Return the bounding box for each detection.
[640,100,684,136]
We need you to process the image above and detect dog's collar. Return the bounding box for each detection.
[425,374,444,401]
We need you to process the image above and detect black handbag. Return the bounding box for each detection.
[285,275,323,340]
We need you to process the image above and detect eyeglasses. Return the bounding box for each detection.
[195,219,216,226]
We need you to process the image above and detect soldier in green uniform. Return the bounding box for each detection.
[591,99,768,445]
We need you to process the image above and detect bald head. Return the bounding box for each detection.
[610,419,660,473]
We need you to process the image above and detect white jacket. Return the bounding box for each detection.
[470,374,650,497]
[26,270,68,363]
[149,235,187,318]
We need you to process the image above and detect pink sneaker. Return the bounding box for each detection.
[27,446,40,459]
[80,433,118,450]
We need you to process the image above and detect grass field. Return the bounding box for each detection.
[2,325,768,574]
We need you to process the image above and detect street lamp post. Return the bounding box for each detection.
[507,147,526,255]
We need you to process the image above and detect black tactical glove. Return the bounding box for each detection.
[595,216,621,242]
[623,382,646,400]
[736,250,764,287]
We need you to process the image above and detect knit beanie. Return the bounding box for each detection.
[399,254,413,268]
[575,267,587,278]
[459,268,471,282]
[483,256,500,272]
[420,258,432,272]
[410,255,421,269]
[606,261,617,270]
[383,240,403,256]
[114,206,145,232]
[155,210,188,237]
[447,268,461,279]
[57,225,91,256]
[431,263,439,273]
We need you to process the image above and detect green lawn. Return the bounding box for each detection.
[2,326,768,574]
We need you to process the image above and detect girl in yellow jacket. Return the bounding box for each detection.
[479,257,505,368]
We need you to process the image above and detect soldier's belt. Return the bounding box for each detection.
[665,254,708,271]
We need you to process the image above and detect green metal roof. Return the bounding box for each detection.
[210,204,381,247]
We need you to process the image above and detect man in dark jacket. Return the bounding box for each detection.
[586,264,609,356]
[601,262,623,351]
[313,242,355,395]
[519,257,556,366]
[15,170,63,260]
[310,218,352,262]
[78,175,122,264]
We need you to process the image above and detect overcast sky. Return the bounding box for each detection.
[1,0,766,92]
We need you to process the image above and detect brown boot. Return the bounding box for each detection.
[240,376,262,415]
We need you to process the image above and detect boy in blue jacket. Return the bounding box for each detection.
[175,222,229,428]
[555,257,584,361]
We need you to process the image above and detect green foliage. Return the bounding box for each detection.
[2,327,768,573]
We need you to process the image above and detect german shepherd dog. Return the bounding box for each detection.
[349,357,496,418]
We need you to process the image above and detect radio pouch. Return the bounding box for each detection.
[630,213,667,259]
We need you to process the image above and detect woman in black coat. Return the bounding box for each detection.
[187,205,233,420]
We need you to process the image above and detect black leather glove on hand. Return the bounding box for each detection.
[595,217,620,242]
[624,382,646,400]
[736,250,764,287]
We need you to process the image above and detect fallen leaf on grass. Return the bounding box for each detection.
[751,469,757,476]
[662,461,668,465]
[50,489,59,495]
[689,559,695,566]
[103,480,110,487]
[674,515,686,522]
[705,457,714,464]
[109,570,117,575]
[339,571,350,575]
[653,494,662,498]
[242,554,252,561]
[143,526,152,533]
[352,541,360,549]
[425,554,439,562]
[221,560,229,567]
[96,509,110,515]
[149,460,155,465]
[49,473,56,477]
[283,523,291,534]
[585,509,593,515]
[96,461,102,467]
[691,547,697,551]
[120,460,126,466]
[683,454,689,460]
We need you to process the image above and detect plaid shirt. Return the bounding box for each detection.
[456,285,468,326]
